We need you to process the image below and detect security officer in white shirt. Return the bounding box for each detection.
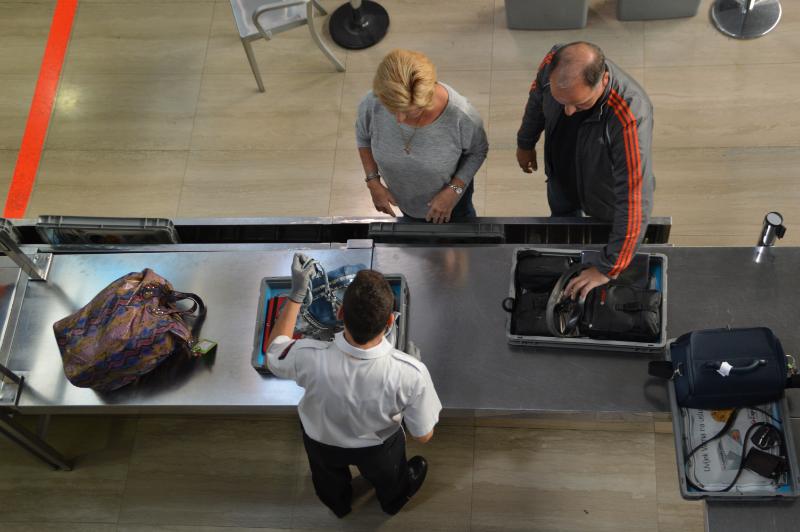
[266,253,442,518]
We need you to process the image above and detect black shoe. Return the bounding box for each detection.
[406,455,428,499]
[381,456,429,515]
[331,506,351,519]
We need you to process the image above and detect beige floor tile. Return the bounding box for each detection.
[26,183,181,219]
[25,149,187,218]
[292,425,474,531]
[0,2,53,75]
[0,416,136,523]
[61,2,213,76]
[488,68,645,151]
[492,0,645,72]
[191,72,342,150]
[337,70,491,151]
[652,147,800,245]
[204,0,347,77]
[0,525,116,532]
[476,412,654,432]
[484,149,548,216]
[178,149,334,217]
[46,74,201,150]
[0,75,37,150]
[487,70,536,152]
[645,0,800,68]
[654,433,705,532]
[35,149,188,186]
[472,427,658,532]
[118,526,287,532]
[343,0,494,73]
[0,149,17,206]
[647,64,800,149]
[119,416,301,528]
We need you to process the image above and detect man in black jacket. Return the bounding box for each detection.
[516,42,654,300]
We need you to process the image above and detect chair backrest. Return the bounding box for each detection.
[229,0,309,39]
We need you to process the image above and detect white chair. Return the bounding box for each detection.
[229,0,346,92]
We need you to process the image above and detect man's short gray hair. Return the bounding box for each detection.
[550,42,606,89]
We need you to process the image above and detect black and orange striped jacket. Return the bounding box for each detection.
[517,45,654,278]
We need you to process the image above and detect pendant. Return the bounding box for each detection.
[404,147,411,155]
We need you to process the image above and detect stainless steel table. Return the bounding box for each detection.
[12,244,796,414]
[5,246,372,413]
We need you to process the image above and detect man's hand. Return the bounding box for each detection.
[368,181,398,216]
[563,266,610,301]
[426,187,460,224]
[516,147,538,173]
[288,253,316,303]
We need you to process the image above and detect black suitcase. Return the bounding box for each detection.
[650,327,788,409]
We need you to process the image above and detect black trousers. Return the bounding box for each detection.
[302,426,409,516]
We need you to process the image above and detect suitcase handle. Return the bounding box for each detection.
[703,359,766,374]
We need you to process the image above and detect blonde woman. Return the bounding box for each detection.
[356,50,488,223]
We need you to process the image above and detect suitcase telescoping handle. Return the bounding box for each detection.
[702,359,766,374]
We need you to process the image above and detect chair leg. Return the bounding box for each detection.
[312,0,328,16]
[241,39,265,92]
[306,3,345,72]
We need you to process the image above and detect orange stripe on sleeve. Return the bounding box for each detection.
[530,51,556,91]
[607,90,643,277]
[610,93,640,276]
[610,91,643,276]
[606,95,635,276]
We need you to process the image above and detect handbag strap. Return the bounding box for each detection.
[169,291,206,317]
[168,291,207,339]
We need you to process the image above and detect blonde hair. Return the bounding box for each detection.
[373,49,437,113]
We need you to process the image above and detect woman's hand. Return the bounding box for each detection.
[368,181,398,216]
[425,187,460,224]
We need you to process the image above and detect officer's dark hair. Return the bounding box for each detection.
[550,41,606,88]
[342,270,395,345]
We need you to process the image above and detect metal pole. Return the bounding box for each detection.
[0,410,72,470]
[0,228,49,281]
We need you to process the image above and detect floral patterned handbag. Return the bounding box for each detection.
[53,268,206,392]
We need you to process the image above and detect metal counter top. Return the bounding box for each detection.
[371,245,800,414]
[5,247,371,413]
[8,243,799,416]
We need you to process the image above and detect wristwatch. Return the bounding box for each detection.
[364,171,381,183]
[448,183,464,195]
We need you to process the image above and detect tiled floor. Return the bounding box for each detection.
[0,0,796,244]
[0,0,794,529]
[0,415,704,531]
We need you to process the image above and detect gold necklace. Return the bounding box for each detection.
[400,113,424,155]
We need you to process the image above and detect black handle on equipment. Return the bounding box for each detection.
[703,359,766,374]
[501,297,515,313]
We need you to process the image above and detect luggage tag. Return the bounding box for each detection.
[192,338,218,364]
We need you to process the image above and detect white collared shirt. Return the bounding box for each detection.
[267,332,442,448]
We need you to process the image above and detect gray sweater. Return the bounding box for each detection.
[356,83,488,218]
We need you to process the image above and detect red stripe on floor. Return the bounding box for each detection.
[4,0,78,219]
